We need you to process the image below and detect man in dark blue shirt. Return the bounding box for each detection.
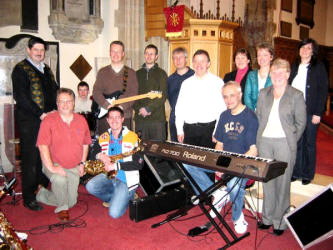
[167,47,194,141]
[185,81,258,235]
[214,81,258,234]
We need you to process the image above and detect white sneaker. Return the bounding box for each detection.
[234,213,248,234]
[102,202,110,208]
[209,188,230,218]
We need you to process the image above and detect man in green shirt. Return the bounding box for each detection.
[134,44,167,141]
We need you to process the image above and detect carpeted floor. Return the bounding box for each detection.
[0,187,306,250]
[1,184,332,250]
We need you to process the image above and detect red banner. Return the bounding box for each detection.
[163,5,185,37]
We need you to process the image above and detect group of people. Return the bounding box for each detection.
[12,36,328,237]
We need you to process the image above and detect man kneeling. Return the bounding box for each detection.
[86,107,143,218]
[36,88,91,221]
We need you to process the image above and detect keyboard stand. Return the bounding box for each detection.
[151,162,250,249]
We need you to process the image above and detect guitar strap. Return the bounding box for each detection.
[122,66,129,94]
[92,66,129,118]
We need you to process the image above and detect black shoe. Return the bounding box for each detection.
[302,179,311,185]
[273,229,285,236]
[291,177,297,182]
[257,222,272,230]
[24,200,43,211]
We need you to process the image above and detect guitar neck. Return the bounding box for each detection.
[112,94,150,105]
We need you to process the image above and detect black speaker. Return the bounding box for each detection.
[285,184,333,249]
[139,155,185,195]
[129,186,188,222]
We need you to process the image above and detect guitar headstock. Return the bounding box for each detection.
[147,91,162,99]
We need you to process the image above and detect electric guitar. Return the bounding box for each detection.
[98,91,162,118]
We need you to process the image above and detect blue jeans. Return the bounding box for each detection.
[184,164,247,221]
[86,174,136,218]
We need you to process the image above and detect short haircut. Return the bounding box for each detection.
[28,36,48,50]
[107,106,124,118]
[256,42,275,57]
[193,49,210,62]
[270,58,290,73]
[172,47,188,57]
[144,44,158,55]
[298,38,318,65]
[223,81,242,93]
[77,81,89,90]
[234,48,252,67]
[110,40,125,51]
[57,88,75,100]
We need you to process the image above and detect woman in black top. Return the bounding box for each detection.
[289,38,328,185]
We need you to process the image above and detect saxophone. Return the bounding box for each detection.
[0,212,32,250]
[84,145,142,179]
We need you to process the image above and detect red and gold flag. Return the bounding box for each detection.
[163,5,185,37]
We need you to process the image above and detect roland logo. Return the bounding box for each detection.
[161,148,180,156]
[183,151,206,161]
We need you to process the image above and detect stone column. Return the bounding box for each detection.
[95,0,101,17]
[116,0,144,70]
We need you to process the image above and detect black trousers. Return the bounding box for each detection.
[183,121,216,182]
[18,119,49,203]
[135,120,166,141]
[183,120,216,148]
[292,114,319,181]
[169,119,178,142]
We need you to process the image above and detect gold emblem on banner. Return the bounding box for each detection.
[169,12,180,26]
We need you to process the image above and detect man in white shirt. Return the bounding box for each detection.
[74,81,92,113]
[175,49,227,222]
[175,49,226,148]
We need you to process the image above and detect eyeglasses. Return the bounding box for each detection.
[57,100,74,105]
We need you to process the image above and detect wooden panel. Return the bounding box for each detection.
[145,0,166,40]
[274,37,299,64]
[280,21,292,37]
[219,43,233,78]
[145,0,165,7]
[146,21,165,29]
[281,0,293,12]
[191,41,219,75]
[299,26,309,40]
[146,13,165,19]
[296,0,315,28]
